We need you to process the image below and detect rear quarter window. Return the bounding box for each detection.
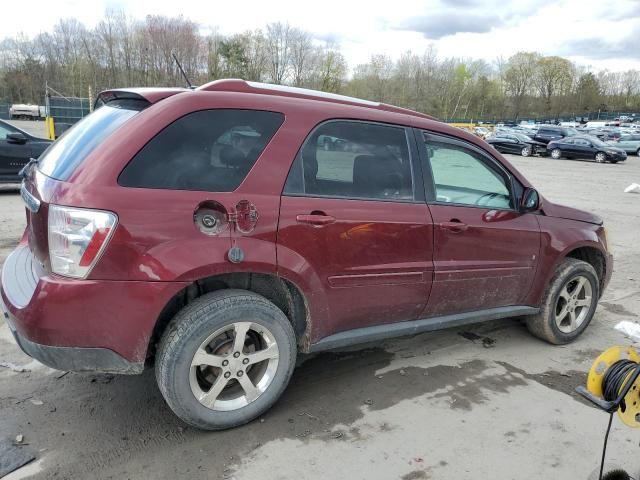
[119,109,284,192]
[38,100,146,180]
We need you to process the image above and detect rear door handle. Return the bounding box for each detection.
[296,214,336,226]
[440,220,468,233]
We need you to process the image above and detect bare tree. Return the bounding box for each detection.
[504,52,540,119]
[534,56,574,115]
[289,28,313,87]
[265,22,291,84]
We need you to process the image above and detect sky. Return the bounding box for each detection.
[2,0,640,72]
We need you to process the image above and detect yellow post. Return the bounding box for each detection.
[45,116,55,140]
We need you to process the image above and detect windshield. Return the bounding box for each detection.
[38,100,145,180]
[590,137,607,147]
[565,128,579,136]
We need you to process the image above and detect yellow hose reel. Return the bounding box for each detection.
[585,346,640,427]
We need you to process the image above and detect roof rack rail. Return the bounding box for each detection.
[197,79,435,120]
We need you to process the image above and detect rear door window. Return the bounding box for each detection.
[284,120,414,201]
[119,109,284,192]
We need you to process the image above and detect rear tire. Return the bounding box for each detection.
[636,148,640,157]
[526,258,599,345]
[156,290,297,430]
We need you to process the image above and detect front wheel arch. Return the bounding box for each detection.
[565,246,606,293]
[526,257,599,344]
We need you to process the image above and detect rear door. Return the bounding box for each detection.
[277,120,434,338]
[571,138,593,158]
[556,138,575,157]
[417,131,540,317]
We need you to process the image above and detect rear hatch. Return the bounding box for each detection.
[21,93,157,274]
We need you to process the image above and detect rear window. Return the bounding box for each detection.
[38,99,146,180]
[118,109,284,192]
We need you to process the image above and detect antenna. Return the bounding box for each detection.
[172,52,193,89]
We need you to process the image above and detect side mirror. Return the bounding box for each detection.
[6,132,27,144]
[521,188,540,213]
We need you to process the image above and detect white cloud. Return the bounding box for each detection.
[3,0,640,71]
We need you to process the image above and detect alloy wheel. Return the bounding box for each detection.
[595,152,606,163]
[554,275,593,334]
[521,146,531,157]
[551,149,561,159]
[189,322,280,411]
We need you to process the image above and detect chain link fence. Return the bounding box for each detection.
[0,104,9,120]
[47,95,91,137]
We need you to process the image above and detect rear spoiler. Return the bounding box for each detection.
[94,87,187,110]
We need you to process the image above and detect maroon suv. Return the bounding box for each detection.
[1,80,612,430]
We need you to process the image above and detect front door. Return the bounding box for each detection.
[0,124,31,180]
[418,131,540,317]
[277,120,434,339]
[501,135,521,154]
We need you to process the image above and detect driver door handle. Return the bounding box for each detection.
[440,220,468,233]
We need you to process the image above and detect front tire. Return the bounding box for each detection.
[595,152,606,163]
[526,258,599,345]
[521,146,532,157]
[156,290,297,430]
[551,148,562,159]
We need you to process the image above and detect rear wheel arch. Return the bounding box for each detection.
[148,272,310,361]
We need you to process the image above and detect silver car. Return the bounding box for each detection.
[611,134,640,156]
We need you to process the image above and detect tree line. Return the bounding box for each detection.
[1,11,639,121]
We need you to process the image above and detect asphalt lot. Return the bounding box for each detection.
[1,138,640,479]
[3,119,48,138]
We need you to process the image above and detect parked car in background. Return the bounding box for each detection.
[532,125,579,145]
[547,135,627,163]
[473,126,491,139]
[2,80,613,430]
[487,132,546,157]
[595,128,623,141]
[612,134,640,156]
[0,119,52,183]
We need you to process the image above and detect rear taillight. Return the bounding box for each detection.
[48,205,117,279]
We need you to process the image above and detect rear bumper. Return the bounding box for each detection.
[1,244,188,372]
[3,308,143,374]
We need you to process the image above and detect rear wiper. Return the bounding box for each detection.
[19,158,39,179]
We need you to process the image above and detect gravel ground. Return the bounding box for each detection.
[0,150,639,480]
